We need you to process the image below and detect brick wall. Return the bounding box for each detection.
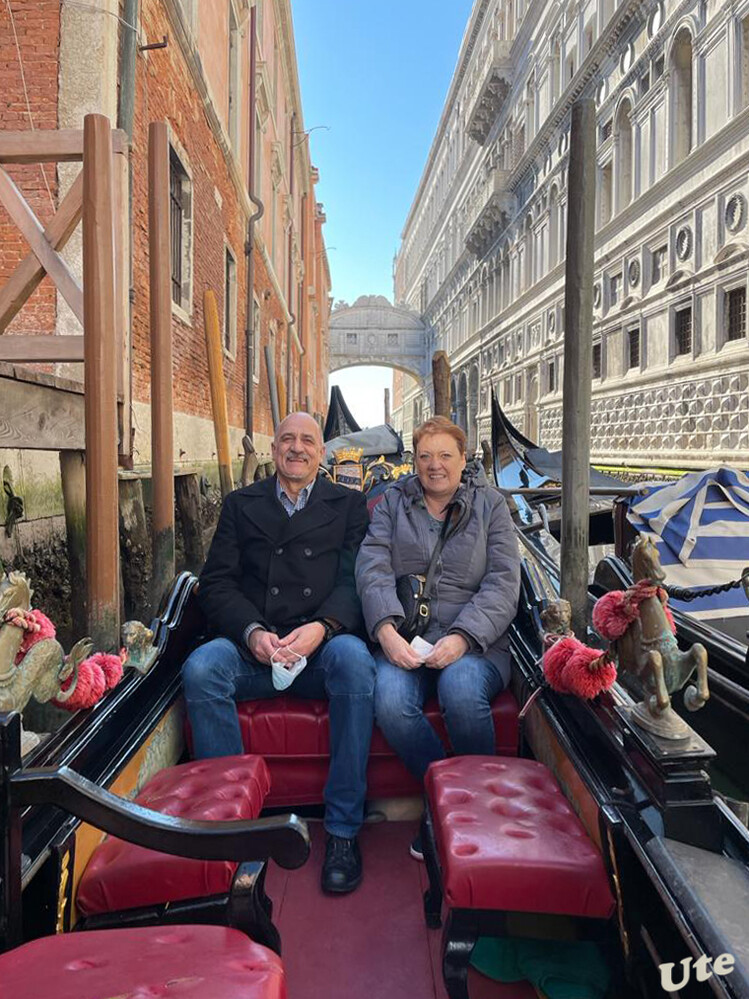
[0,0,60,335]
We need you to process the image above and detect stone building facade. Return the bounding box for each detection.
[392,0,749,473]
[0,0,330,489]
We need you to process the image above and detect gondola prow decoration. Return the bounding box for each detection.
[593,536,710,740]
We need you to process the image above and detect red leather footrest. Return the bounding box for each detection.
[77,755,271,915]
[0,925,285,999]
[425,756,615,918]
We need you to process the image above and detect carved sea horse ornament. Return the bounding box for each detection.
[592,536,709,740]
[0,571,92,753]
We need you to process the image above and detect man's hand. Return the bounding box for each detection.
[377,622,423,670]
[424,633,469,670]
[276,621,326,659]
[247,628,283,665]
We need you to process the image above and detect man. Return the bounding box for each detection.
[182,412,375,894]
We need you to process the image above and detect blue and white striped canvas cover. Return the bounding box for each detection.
[626,467,749,623]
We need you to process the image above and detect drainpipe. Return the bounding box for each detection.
[244,3,264,437]
[299,190,307,409]
[286,112,296,415]
[119,0,138,139]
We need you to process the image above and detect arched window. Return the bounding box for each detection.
[671,29,693,166]
[616,99,633,209]
[524,216,534,291]
[549,186,559,268]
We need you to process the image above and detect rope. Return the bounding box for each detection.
[663,570,749,603]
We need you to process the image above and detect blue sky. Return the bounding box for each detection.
[291,0,474,427]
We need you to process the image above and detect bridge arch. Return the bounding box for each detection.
[329,295,429,382]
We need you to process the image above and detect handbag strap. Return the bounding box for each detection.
[422,502,458,599]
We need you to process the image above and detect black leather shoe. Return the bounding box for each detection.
[321,834,362,894]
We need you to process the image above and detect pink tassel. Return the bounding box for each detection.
[54,658,107,711]
[14,610,57,664]
[592,590,637,641]
[543,637,580,693]
[86,651,124,690]
[562,645,617,699]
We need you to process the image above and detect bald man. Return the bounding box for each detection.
[183,413,375,894]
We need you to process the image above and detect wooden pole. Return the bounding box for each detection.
[149,122,175,607]
[59,450,86,639]
[203,288,234,498]
[118,474,150,620]
[174,472,205,573]
[82,113,120,650]
[384,387,390,425]
[432,350,451,418]
[561,100,596,638]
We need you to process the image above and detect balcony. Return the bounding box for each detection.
[466,40,513,145]
[464,171,514,257]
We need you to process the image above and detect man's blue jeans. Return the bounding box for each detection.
[374,652,506,780]
[182,634,376,839]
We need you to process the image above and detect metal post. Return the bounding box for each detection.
[148,121,175,607]
[82,113,120,650]
[561,100,596,638]
[384,387,390,425]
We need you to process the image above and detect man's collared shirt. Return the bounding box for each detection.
[275,477,315,517]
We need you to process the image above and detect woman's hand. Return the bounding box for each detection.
[377,622,423,670]
[424,633,469,670]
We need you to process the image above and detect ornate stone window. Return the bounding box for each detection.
[674,304,693,356]
[726,286,747,342]
[169,143,193,318]
[592,341,602,380]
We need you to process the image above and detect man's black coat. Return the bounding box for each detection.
[198,475,370,646]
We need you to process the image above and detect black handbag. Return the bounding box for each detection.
[395,508,454,642]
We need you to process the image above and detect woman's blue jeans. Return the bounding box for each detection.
[182,634,376,839]
[374,652,506,780]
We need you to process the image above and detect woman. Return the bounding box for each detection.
[356,416,521,798]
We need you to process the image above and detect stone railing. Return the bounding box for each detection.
[465,40,513,145]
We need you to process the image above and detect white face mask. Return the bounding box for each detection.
[270,648,308,691]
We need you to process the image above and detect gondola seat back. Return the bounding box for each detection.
[224,690,519,807]
[77,755,271,915]
[1,925,286,999]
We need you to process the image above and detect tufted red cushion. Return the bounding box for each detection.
[0,925,285,999]
[76,755,270,916]
[231,691,519,807]
[425,756,615,919]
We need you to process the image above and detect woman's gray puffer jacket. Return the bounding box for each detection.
[355,463,521,683]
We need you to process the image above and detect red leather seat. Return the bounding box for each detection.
[77,755,270,915]
[0,925,285,999]
[425,756,614,918]
[233,691,519,807]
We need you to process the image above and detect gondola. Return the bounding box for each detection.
[490,391,749,809]
[3,397,749,998]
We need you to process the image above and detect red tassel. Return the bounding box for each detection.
[592,590,636,641]
[542,636,579,692]
[87,651,124,690]
[54,658,107,711]
[562,645,617,699]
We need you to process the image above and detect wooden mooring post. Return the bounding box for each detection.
[149,122,175,607]
[82,114,120,650]
[203,289,234,499]
[432,350,451,418]
[58,450,86,638]
[561,100,596,638]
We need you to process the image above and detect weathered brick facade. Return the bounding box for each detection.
[1,0,330,472]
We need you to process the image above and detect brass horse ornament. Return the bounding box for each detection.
[0,571,92,753]
[595,536,709,740]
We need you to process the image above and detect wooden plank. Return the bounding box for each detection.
[0,171,83,334]
[149,121,175,607]
[0,128,127,164]
[83,113,120,650]
[59,450,87,637]
[0,375,85,449]
[0,167,84,324]
[0,335,84,363]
